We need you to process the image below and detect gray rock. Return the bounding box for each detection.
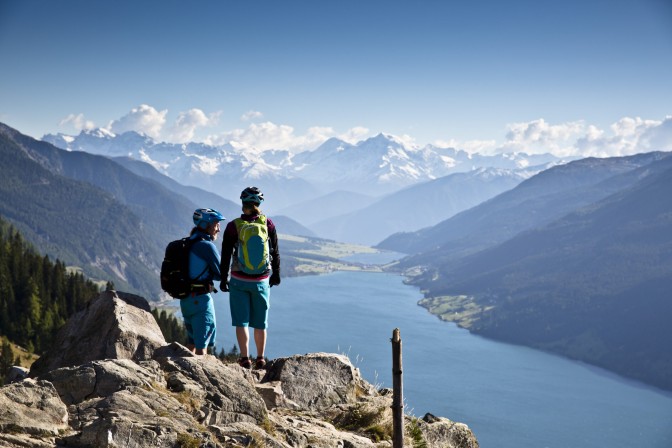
[1,286,479,448]
[0,378,68,436]
[42,358,164,405]
[62,386,209,447]
[29,290,166,377]
[418,413,480,448]
[269,411,382,448]
[0,433,57,448]
[255,381,301,410]
[159,355,267,425]
[262,352,370,411]
[4,365,29,384]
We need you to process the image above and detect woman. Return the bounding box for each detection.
[220,187,281,369]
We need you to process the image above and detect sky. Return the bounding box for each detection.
[1,0,671,157]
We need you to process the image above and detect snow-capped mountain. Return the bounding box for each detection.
[43,129,564,210]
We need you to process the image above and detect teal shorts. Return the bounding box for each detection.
[179,293,216,350]
[229,277,270,329]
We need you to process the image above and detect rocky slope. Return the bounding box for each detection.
[1,290,478,448]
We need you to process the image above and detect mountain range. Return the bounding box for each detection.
[43,128,564,244]
[0,123,311,298]
[381,151,672,391]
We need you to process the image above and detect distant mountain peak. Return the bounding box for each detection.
[40,124,565,204]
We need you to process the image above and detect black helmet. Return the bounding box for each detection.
[240,186,264,205]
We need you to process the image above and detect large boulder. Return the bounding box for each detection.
[261,352,372,411]
[30,290,166,377]
[62,385,212,447]
[0,378,68,438]
[42,358,164,405]
[158,355,268,426]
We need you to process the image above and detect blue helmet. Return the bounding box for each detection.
[240,186,264,205]
[193,208,225,229]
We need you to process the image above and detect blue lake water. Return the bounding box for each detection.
[195,270,672,448]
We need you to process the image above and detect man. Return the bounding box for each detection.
[220,186,281,369]
[181,208,225,355]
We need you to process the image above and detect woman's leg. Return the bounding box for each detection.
[236,326,249,358]
[254,328,266,358]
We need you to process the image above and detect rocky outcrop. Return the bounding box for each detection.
[29,290,165,377]
[1,290,479,447]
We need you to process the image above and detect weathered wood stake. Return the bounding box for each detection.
[392,328,404,447]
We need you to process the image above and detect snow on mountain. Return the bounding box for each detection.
[42,129,565,209]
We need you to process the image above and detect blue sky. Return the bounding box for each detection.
[1,0,671,156]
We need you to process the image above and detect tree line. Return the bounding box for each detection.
[0,216,101,357]
[0,215,243,384]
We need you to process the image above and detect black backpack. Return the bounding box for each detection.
[160,236,209,299]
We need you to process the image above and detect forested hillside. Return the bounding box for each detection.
[0,125,163,296]
[0,217,100,358]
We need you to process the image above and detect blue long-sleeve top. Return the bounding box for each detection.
[189,230,222,283]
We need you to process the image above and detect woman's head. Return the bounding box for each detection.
[242,202,261,216]
[240,186,264,215]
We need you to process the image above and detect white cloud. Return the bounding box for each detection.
[205,121,371,152]
[488,116,672,158]
[241,110,263,121]
[639,116,672,151]
[434,138,498,155]
[169,108,220,143]
[59,113,95,132]
[575,116,667,157]
[339,126,370,144]
[107,104,167,139]
[498,118,586,156]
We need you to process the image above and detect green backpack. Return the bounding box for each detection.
[234,215,270,275]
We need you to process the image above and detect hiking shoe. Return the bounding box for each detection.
[254,356,266,370]
[238,357,252,369]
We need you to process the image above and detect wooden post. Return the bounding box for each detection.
[392,328,404,447]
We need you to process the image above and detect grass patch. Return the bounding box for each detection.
[407,418,428,448]
[418,295,492,329]
[335,403,392,442]
[280,234,386,275]
[1,337,39,369]
[176,433,201,448]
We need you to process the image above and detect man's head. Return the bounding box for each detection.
[193,208,225,238]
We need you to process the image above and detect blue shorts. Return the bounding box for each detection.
[229,277,270,329]
[179,293,216,350]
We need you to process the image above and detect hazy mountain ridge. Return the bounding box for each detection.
[391,151,672,391]
[380,151,671,257]
[0,123,322,298]
[312,167,535,245]
[43,129,565,210]
[0,124,160,295]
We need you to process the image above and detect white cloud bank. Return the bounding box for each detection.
[492,117,672,157]
[59,113,95,131]
[168,108,221,143]
[58,104,672,157]
[108,104,167,139]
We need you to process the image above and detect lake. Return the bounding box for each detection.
[201,271,672,448]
